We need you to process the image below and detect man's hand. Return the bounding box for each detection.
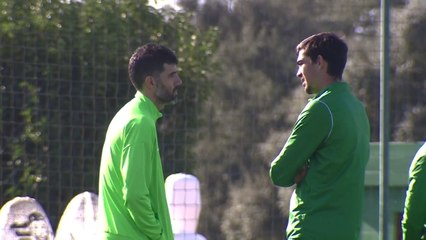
[294,164,308,185]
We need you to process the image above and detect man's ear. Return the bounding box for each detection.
[144,75,156,90]
[317,55,327,70]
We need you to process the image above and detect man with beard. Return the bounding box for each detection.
[270,32,370,240]
[98,44,182,240]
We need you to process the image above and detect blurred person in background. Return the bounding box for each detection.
[98,43,182,240]
[401,141,426,240]
[270,32,370,240]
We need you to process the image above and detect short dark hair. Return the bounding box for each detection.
[296,32,348,80]
[128,43,178,90]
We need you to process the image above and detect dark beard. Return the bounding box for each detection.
[155,85,177,104]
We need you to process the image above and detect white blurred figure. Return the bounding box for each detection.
[0,196,54,240]
[165,173,206,240]
[55,191,98,240]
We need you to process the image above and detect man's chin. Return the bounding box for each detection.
[160,96,180,106]
[305,87,313,94]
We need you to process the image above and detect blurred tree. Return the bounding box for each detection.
[221,174,285,240]
[392,0,426,141]
[178,0,198,12]
[345,7,381,141]
[345,0,426,141]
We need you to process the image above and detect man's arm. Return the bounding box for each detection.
[121,120,164,239]
[294,164,308,185]
[402,154,426,240]
[270,101,332,187]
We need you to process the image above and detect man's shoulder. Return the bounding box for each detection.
[303,97,333,115]
[109,105,155,135]
[116,99,155,121]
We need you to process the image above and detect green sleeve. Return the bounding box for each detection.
[402,154,426,240]
[121,120,164,240]
[270,100,332,187]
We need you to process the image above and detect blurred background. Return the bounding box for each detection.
[0,0,425,239]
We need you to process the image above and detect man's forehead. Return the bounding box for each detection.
[297,49,306,60]
[162,63,178,72]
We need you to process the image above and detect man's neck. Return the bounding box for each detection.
[140,89,164,111]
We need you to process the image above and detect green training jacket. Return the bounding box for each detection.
[402,142,426,240]
[98,91,173,240]
[270,82,370,240]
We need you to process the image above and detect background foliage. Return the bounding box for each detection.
[0,0,425,239]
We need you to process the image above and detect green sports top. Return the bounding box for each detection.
[98,91,173,240]
[270,82,370,240]
[402,142,426,240]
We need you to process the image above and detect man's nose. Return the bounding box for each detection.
[296,69,302,78]
[176,76,183,86]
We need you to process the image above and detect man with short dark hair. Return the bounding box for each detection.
[98,43,182,240]
[270,32,370,239]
